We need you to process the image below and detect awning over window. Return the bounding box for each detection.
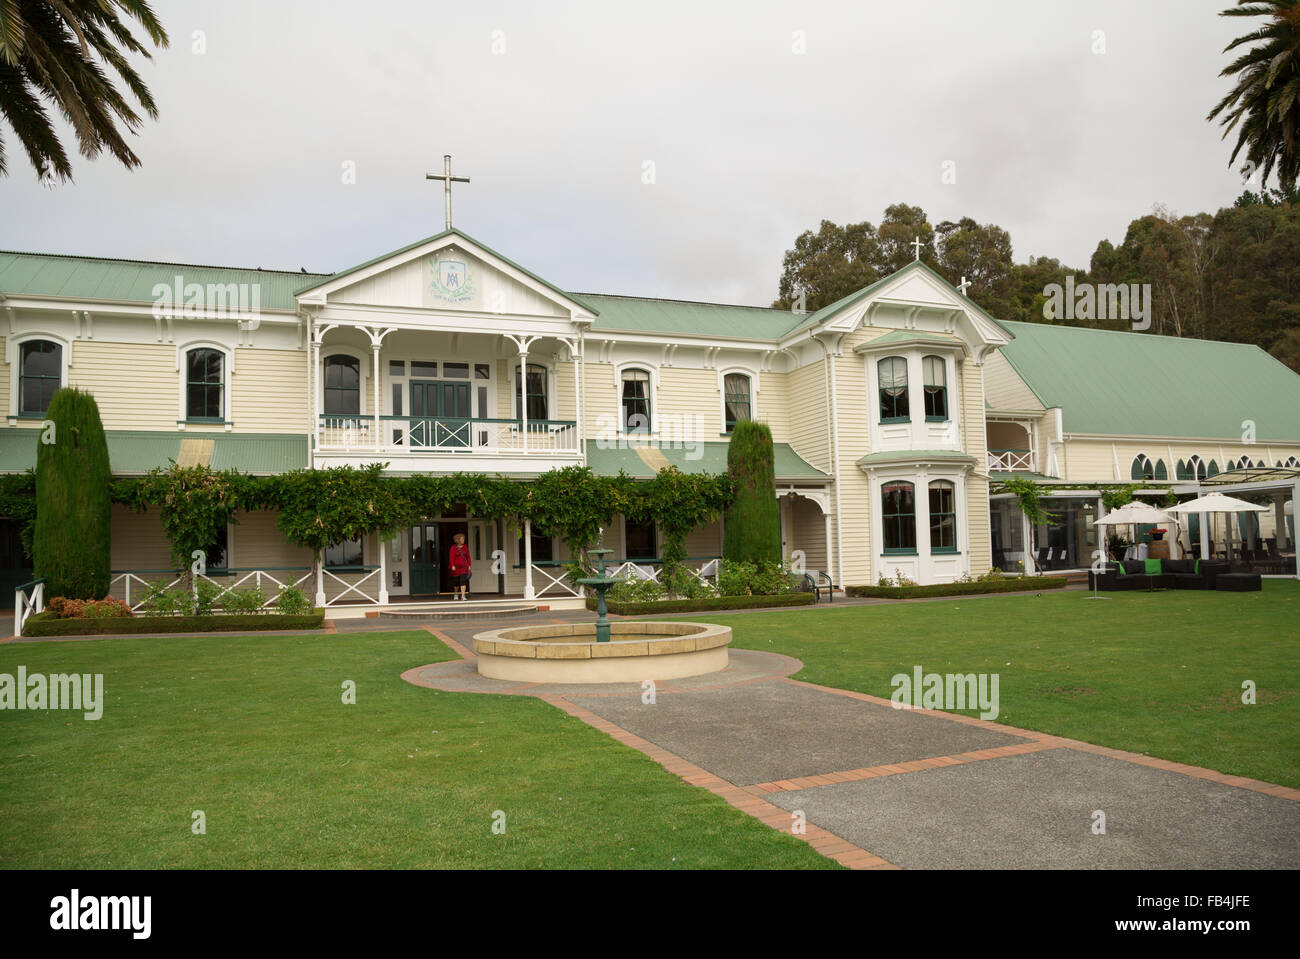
[0,430,309,475]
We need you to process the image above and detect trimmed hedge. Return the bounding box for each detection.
[22,610,325,637]
[846,577,1068,600]
[585,592,814,616]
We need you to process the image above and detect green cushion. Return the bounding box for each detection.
[1194,558,1200,574]
[1114,562,1125,576]
[1145,558,1162,575]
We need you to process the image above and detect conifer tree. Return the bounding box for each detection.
[34,388,112,598]
[722,420,781,565]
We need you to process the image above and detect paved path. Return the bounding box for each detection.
[406,619,1300,871]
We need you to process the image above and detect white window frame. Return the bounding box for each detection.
[318,346,370,417]
[176,340,234,430]
[511,359,554,422]
[718,366,758,434]
[8,332,70,423]
[614,361,658,435]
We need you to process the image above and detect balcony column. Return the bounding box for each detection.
[378,535,389,604]
[518,347,529,452]
[315,550,326,607]
[373,343,382,451]
[824,509,834,584]
[523,518,535,599]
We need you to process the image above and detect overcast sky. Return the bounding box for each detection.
[0,0,1256,306]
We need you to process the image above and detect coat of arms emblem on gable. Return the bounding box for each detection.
[429,256,473,303]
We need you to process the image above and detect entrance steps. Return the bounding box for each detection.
[377,604,539,622]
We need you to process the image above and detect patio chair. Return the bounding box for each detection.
[696,559,719,581]
[802,570,836,603]
[627,564,658,582]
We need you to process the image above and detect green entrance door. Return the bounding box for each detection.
[409,524,440,596]
[410,381,471,448]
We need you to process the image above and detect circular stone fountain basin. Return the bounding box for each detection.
[473,621,731,684]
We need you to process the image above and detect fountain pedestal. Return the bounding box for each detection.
[576,546,616,643]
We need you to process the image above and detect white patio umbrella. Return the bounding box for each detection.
[1089,503,1179,600]
[1167,492,1268,561]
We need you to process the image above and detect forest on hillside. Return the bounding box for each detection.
[773,187,1300,373]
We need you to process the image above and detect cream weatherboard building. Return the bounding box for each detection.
[2,227,1299,608]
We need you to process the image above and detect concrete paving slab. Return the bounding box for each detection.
[764,748,1300,869]
[567,679,1031,786]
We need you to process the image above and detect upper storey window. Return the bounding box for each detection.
[878,357,909,424]
[621,368,651,433]
[20,340,62,415]
[185,348,224,421]
[922,355,948,422]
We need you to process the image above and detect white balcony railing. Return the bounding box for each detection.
[987,448,1034,472]
[317,416,579,455]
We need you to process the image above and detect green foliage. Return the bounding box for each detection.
[1100,483,1139,512]
[133,464,254,570]
[270,464,407,555]
[846,576,1068,599]
[34,388,111,599]
[1207,0,1300,191]
[141,579,193,617]
[221,585,267,615]
[0,471,36,556]
[606,573,666,604]
[526,466,632,563]
[717,559,795,597]
[194,578,222,616]
[642,466,730,580]
[275,585,313,616]
[996,477,1058,526]
[723,421,780,565]
[664,565,719,600]
[22,610,324,637]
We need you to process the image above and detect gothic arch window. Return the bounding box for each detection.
[1131,454,1154,480]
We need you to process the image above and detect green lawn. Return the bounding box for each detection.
[693,580,1300,788]
[0,630,832,869]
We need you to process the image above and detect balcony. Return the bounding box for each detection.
[316,415,581,465]
[987,448,1034,472]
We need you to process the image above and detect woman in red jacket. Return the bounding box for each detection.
[448,532,471,601]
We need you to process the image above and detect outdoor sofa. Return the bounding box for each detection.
[1088,558,1229,591]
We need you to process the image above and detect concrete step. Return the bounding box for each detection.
[377,604,539,622]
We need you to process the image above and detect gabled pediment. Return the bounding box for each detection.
[791,260,1013,362]
[294,229,597,322]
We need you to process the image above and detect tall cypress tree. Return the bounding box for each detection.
[34,388,112,599]
[722,420,781,564]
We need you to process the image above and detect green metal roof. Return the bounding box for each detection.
[584,440,828,480]
[998,321,1300,441]
[0,430,308,475]
[574,293,797,340]
[0,251,327,310]
[857,449,977,467]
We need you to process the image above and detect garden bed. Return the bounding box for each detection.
[22,610,326,636]
[585,593,814,616]
[846,577,1068,600]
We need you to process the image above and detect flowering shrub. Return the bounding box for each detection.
[46,596,133,619]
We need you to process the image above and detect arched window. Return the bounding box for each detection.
[878,357,909,423]
[185,348,224,421]
[1187,455,1207,481]
[1207,459,1220,477]
[515,363,548,421]
[1131,454,1154,480]
[929,480,957,553]
[723,372,752,432]
[19,339,62,415]
[1286,456,1300,468]
[1233,456,1252,471]
[621,368,651,432]
[323,355,361,415]
[922,356,948,421]
[1154,459,1168,481]
[881,481,916,554]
